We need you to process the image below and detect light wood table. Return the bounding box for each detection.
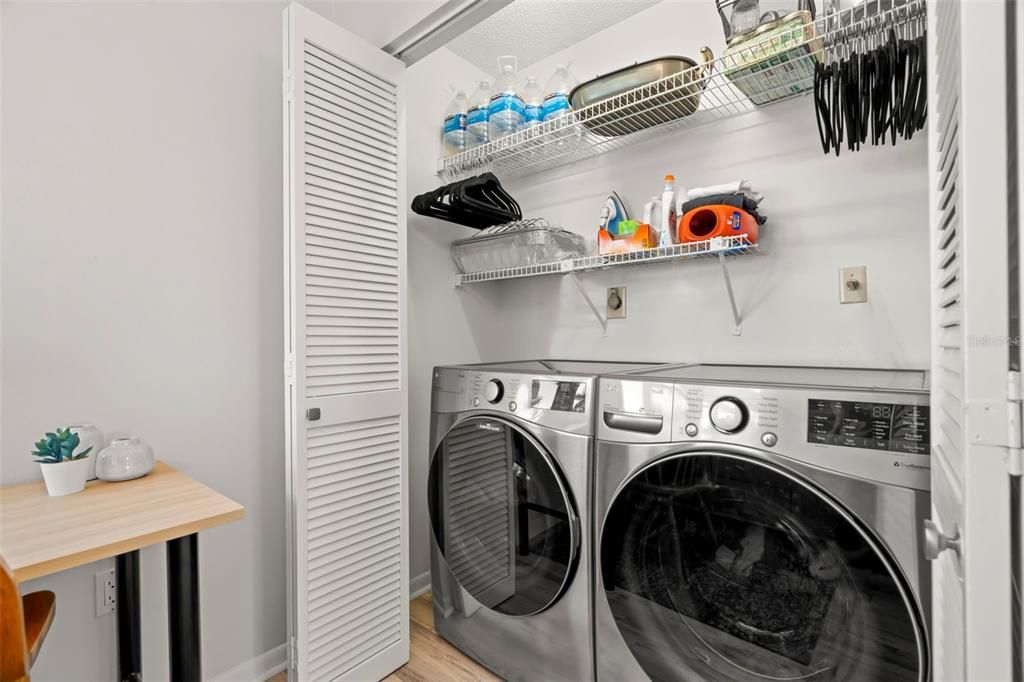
[0,461,244,682]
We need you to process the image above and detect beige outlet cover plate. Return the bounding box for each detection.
[607,287,627,319]
[839,266,867,304]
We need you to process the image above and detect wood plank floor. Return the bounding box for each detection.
[267,593,499,682]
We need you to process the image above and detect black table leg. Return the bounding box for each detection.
[115,550,143,682]
[167,533,201,682]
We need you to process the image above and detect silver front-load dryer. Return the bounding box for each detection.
[429,360,656,681]
[594,364,931,682]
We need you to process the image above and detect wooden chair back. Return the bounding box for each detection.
[0,555,30,681]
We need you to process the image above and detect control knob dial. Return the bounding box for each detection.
[710,397,748,433]
[483,379,504,404]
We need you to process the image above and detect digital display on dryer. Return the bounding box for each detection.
[807,400,930,455]
[531,380,586,412]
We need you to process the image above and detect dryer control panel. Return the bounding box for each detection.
[432,366,596,435]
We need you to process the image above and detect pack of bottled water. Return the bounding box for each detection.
[441,57,579,157]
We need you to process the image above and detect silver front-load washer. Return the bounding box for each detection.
[429,360,657,681]
[594,364,931,682]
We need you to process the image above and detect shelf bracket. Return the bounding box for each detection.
[569,273,608,336]
[719,253,743,336]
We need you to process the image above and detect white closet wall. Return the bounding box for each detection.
[405,47,493,591]
[451,0,929,367]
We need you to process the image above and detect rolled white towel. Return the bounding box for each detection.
[688,180,764,205]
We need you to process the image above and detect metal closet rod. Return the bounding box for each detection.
[382,0,514,66]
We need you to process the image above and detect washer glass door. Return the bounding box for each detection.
[601,452,926,681]
[429,416,578,616]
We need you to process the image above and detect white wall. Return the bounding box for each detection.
[405,48,491,591]
[0,1,437,680]
[404,0,931,579]
[458,0,930,369]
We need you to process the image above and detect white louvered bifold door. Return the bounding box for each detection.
[283,4,407,680]
[927,2,1012,680]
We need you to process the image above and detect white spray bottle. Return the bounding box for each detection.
[658,175,677,248]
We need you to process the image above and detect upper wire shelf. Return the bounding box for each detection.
[454,234,758,286]
[438,0,925,181]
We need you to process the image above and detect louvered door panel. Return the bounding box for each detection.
[305,417,403,681]
[933,0,964,498]
[284,4,407,681]
[928,1,1013,679]
[301,38,400,400]
[441,422,517,604]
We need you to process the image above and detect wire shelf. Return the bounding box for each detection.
[454,234,757,286]
[438,0,925,181]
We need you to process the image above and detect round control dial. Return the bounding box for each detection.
[710,397,748,433]
[483,379,504,404]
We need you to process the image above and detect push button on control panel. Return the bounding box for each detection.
[685,423,699,437]
[761,432,778,447]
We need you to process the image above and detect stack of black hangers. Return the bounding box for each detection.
[813,23,927,156]
[411,173,522,229]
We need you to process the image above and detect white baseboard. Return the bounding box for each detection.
[211,643,287,682]
[215,576,431,681]
[410,570,431,599]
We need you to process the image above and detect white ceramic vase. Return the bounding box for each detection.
[70,423,105,481]
[96,436,155,482]
[39,457,91,496]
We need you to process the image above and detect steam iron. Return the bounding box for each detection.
[599,192,629,236]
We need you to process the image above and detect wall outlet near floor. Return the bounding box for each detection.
[95,568,116,616]
[839,266,868,304]
[607,287,627,319]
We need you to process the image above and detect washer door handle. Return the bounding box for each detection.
[923,519,961,560]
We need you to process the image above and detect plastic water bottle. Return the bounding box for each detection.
[441,90,468,157]
[522,76,544,130]
[466,81,491,149]
[488,56,525,141]
[542,64,578,122]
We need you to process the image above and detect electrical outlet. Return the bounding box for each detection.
[607,287,626,319]
[839,266,867,304]
[95,569,116,616]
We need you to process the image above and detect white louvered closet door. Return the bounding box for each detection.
[927,2,1012,680]
[283,4,408,680]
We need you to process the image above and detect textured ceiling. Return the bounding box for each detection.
[447,0,662,75]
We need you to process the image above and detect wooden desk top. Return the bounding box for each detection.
[0,461,245,582]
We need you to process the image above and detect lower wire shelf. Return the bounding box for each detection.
[453,234,759,335]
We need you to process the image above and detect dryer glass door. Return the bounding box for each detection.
[429,417,578,616]
[601,452,926,681]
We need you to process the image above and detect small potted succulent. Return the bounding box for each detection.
[33,427,94,496]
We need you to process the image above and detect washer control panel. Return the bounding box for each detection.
[595,377,930,490]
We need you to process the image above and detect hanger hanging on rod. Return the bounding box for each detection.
[812,0,926,156]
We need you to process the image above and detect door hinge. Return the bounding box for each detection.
[288,636,298,671]
[283,70,293,102]
[1008,370,1022,476]
[285,354,295,384]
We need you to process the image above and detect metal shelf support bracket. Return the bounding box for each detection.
[719,253,743,336]
[570,273,608,336]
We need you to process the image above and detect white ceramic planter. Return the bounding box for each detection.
[70,424,105,481]
[96,436,155,482]
[39,457,91,496]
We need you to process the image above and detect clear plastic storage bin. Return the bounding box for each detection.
[451,219,586,273]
